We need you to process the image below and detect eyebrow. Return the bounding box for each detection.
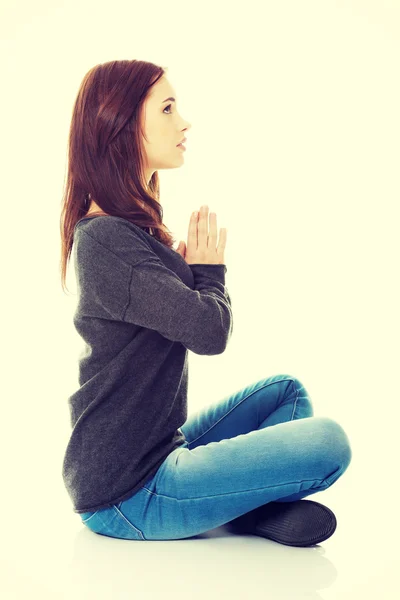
[161,97,175,104]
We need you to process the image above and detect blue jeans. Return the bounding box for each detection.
[80,373,352,540]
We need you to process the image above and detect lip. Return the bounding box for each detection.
[177,137,187,146]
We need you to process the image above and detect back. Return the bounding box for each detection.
[62,216,233,514]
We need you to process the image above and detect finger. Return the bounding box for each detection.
[217,228,227,252]
[208,212,217,243]
[188,211,198,242]
[198,205,209,247]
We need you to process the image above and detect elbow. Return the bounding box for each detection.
[195,331,228,356]
[211,324,232,355]
[191,308,232,355]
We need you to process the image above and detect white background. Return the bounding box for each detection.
[1,1,399,598]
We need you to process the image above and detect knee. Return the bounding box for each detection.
[279,374,314,417]
[278,374,306,391]
[317,417,353,471]
[279,374,309,400]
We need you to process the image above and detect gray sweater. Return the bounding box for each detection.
[62,215,233,513]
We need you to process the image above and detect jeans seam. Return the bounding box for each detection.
[290,379,300,421]
[141,477,328,501]
[81,510,99,523]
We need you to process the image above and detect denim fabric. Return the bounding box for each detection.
[80,373,352,540]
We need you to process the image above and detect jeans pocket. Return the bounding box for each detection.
[112,504,146,540]
[82,504,145,540]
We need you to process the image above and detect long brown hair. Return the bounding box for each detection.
[59,59,177,294]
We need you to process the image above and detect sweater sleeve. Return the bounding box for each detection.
[123,257,232,355]
[74,223,232,356]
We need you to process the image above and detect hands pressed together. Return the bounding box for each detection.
[175,205,227,265]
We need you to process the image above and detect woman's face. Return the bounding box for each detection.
[142,76,191,182]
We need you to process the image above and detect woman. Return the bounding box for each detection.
[60,59,352,546]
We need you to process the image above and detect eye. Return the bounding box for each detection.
[163,104,173,114]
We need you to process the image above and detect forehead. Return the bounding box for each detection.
[150,76,176,102]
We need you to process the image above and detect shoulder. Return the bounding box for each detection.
[77,216,149,243]
[75,216,156,266]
